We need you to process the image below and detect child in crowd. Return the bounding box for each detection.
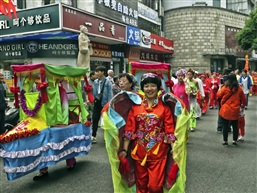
[238,105,245,141]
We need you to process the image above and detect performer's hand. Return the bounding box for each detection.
[119,150,127,158]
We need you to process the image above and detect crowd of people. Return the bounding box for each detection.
[84,66,253,147]
[0,65,253,190]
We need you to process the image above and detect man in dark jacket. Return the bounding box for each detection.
[0,72,6,134]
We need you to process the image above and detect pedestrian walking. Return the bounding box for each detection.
[112,76,121,96]
[217,74,246,146]
[185,69,199,132]
[198,73,211,114]
[107,69,114,84]
[238,69,252,109]
[92,66,113,143]
[238,105,245,141]
[209,72,220,109]
[173,69,189,111]
[194,71,204,119]
[0,72,6,134]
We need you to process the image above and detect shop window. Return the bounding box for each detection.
[213,0,220,7]
[44,0,51,5]
[17,0,26,9]
[211,59,224,73]
[71,0,77,8]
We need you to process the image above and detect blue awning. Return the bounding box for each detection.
[0,31,79,42]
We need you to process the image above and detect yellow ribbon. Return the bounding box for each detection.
[141,154,148,166]
[131,143,138,155]
[152,143,160,155]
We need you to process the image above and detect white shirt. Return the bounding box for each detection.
[241,77,249,94]
[195,77,205,97]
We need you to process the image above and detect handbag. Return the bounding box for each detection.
[94,78,106,103]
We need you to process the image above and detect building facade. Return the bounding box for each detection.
[163,3,253,73]
[0,1,174,80]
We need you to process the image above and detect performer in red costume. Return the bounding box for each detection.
[198,74,211,114]
[209,72,220,109]
[119,73,175,193]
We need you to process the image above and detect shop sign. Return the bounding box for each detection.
[127,47,140,61]
[92,48,111,58]
[0,40,78,59]
[127,25,140,46]
[0,4,60,37]
[140,51,163,62]
[140,29,151,48]
[0,43,27,59]
[151,34,174,54]
[91,42,110,50]
[62,5,126,42]
[225,26,251,57]
[138,2,159,23]
[95,0,138,27]
[111,51,124,57]
[26,40,78,58]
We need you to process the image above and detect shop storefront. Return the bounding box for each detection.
[0,3,127,73]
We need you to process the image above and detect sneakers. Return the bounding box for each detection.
[245,106,247,110]
[223,141,228,146]
[238,136,244,141]
[91,136,97,144]
[33,172,49,181]
[232,141,237,146]
[190,128,195,132]
[209,106,213,109]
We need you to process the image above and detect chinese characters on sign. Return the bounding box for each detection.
[127,25,140,46]
[13,14,51,27]
[111,51,124,57]
[96,0,138,27]
[0,4,60,37]
[140,52,160,61]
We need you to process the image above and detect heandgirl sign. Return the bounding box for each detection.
[95,0,138,27]
[0,4,60,37]
[0,40,78,59]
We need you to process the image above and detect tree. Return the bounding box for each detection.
[237,9,257,50]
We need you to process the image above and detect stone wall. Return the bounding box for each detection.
[164,6,248,73]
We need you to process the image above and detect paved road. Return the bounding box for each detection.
[0,97,256,193]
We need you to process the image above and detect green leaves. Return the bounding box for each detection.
[237,8,257,50]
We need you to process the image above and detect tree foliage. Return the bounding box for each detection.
[237,9,257,50]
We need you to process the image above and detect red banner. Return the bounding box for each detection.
[151,34,174,54]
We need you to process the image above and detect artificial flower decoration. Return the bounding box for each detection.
[84,120,92,126]
[0,128,40,144]
[0,0,17,18]
[20,90,42,117]
[84,77,94,103]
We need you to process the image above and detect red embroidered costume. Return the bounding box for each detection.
[124,97,175,193]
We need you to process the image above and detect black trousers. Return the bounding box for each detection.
[220,116,238,142]
[92,101,103,138]
[0,110,5,134]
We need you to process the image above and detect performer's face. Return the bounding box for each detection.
[119,76,132,91]
[187,72,193,80]
[177,75,184,83]
[143,83,158,100]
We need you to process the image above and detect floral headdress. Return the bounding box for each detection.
[141,73,157,81]
[175,69,187,77]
